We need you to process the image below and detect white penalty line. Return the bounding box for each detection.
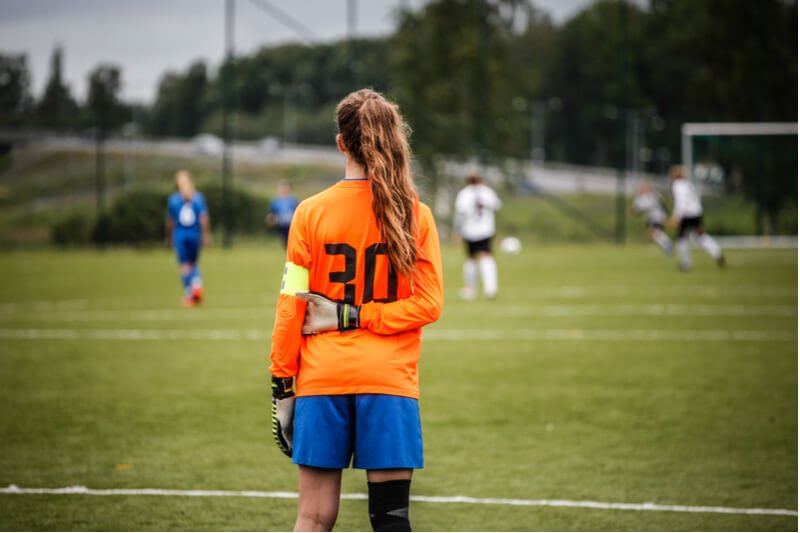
[0,485,795,517]
[0,328,793,343]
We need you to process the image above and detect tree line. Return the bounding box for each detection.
[0,0,796,174]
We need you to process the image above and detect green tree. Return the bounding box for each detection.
[86,64,127,133]
[540,0,648,167]
[0,53,33,127]
[150,61,209,137]
[36,46,79,130]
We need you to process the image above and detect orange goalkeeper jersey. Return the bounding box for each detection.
[269,178,443,399]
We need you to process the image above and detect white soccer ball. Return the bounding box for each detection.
[500,236,522,255]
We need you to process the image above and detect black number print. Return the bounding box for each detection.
[325,243,357,304]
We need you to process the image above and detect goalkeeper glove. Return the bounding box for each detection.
[295,291,360,334]
[271,375,295,457]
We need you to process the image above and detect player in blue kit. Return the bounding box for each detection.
[165,170,211,307]
[266,180,298,248]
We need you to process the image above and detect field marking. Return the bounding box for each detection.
[0,327,794,343]
[0,485,795,518]
[0,283,793,313]
[0,303,794,322]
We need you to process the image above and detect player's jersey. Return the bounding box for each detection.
[671,180,703,219]
[269,195,299,228]
[632,191,667,225]
[269,178,444,399]
[167,192,207,235]
[454,184,502,241]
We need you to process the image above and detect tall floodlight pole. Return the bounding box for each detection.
[347,0,357,83]
[222,0,235,248]
[474,0,489,167]
[614,0,628,245]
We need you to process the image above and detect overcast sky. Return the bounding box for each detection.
[0,0,597,103]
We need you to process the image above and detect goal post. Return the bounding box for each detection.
[680,122,798,244]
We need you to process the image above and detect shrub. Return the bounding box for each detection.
[51,210,95,246]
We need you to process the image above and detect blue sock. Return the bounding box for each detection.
[180,271,191,296]
[190,266,202,288]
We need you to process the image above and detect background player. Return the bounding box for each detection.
[268,89,443,532]
[266,180,299,248]
[453,171,502,300]
[668,165,725,271]
[165,170,211,306]
[630,181,673,255]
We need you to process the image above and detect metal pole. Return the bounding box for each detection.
[347,0,357,83]
[221,0,235,248]
[474,0,489,167]
[95,129,105,217]
[614,0,628,245]
[681,126,692,182]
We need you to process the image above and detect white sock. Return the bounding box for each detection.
[478,255,498,297]
[463,259,477,292]
[697,233,722,260]
[652,229,672,254]
[677,237,691,268]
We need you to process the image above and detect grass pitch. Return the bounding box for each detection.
[0,242,796,531]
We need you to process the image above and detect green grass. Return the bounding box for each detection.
[0,243,796,531]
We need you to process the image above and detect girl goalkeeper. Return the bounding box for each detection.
[268,89,444,532]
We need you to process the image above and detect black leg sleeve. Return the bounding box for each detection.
[368,480,412,532]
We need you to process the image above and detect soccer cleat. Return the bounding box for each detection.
[716,255,727,269]
[191,285,203,304]
[183,296,196,308]
[458,287,476,301]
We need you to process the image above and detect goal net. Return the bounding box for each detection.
[681,122,797,247]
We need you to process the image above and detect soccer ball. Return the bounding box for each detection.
[500,236,522,255]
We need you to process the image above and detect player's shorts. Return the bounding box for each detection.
[174,232,201,264]
[678,216,703,237]
[647,220,665,230]
[277,225,291,247]
[464,236,492,257]
[293,394,424,470]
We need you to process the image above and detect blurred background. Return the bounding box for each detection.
[0,0,796,248]
[0,2,797,531]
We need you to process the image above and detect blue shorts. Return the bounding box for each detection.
[293,394,424,470]
[174,233,200,264]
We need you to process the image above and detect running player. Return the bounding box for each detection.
[668,165,725,271]
[630,181,673,255]
[454,171,501,300]
[268,89,443,532]
[165,170,211,306]
[266,180,299,248]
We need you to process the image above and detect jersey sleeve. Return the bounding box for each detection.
[489,187,502,210]
[268,205,311,377]
[359,205,443,335]
[196,193,208,215]
[166,196,176,222]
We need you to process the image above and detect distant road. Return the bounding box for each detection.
[15,135,664,195]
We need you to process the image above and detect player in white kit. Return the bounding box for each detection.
[668,165,726,271]
[454,171,502,299]
[631,181,673,255]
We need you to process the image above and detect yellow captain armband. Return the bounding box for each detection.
[280,262,309,295]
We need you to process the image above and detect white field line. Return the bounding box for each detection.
[0,283,792,314]
[0,304,794,322]
[0,327,794,343]
[449,304,797,318]
[0,485,795,517]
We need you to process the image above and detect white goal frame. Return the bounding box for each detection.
[680,122,798,248]
[681,122,798,182]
